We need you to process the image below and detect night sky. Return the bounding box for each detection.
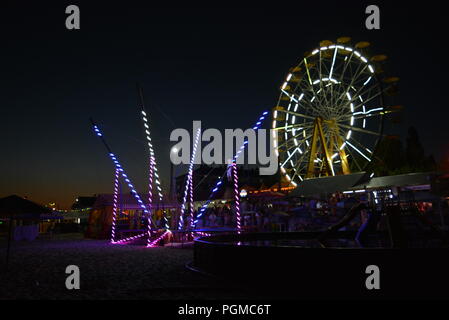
[1,1,448,208]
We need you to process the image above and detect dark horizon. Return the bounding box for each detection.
[2,2,448,208]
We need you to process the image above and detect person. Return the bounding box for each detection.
[209,211,217,227]
[263,213,270,231]
[255,211,262,231]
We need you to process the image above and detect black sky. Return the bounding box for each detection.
[1,1,448,208]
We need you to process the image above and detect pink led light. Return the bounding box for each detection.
[112,233,146,244]
[178,128,201,230]
[193,231,211,238]
[188,172,194,230]
[110,168,120,243]
[146,157,154,246]
[232,162,241,234]
[147,230,172,247]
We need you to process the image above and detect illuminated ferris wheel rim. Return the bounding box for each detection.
[272,40,393,186]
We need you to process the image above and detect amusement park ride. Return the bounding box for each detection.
[272,37,400,186]
[90,37,400,247]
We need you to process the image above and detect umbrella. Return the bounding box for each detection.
[0,195,52,217]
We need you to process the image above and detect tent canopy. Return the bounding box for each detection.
[350,172,433,190]
[289,172,368,197]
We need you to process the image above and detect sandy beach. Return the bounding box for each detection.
[0,235,264,300]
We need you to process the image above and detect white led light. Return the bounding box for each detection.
[346,130,352,140]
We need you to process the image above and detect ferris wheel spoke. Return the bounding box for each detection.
[336,123,380,136]
[346,140,372,162]
[318,52,332,109]
[337,50,355,84]
[347,136,375,157]
[277,132,313,150]
[350,89,388,111]
[334,64,370,107]
[303,58,327,108]
[336,107,383,121]
[276,109,316,121]
[290,151,311,181]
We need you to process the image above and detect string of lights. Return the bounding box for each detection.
[232,162,241,234]
[138,86,169,230]
[146,157,155,244]
[178,127,202,230]
[110,168,120,243]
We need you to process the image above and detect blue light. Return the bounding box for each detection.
[263,111,268,115]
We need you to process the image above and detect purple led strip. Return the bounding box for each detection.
[110,168,120,243]
[146,157,155,245]
[113,233,146,244]
[178,127,201,230]
[232,162,241,234]
[147,230,171,247]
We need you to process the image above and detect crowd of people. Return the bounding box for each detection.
[179,193,365,232]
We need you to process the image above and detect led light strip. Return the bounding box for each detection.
[178,128,201,230]
[114,233,146,244]
[110,168,119,243]
[140,110,170,230]
[146,157,155,245]
[147,230,171,247]
[193,110,269,228]
[232,162,241,234]
[141,110,164,201]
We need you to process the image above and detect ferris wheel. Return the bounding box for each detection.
[272,37,400,186]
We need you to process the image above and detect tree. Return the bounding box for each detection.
[370,135,406,176]
[405,126,426,171]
